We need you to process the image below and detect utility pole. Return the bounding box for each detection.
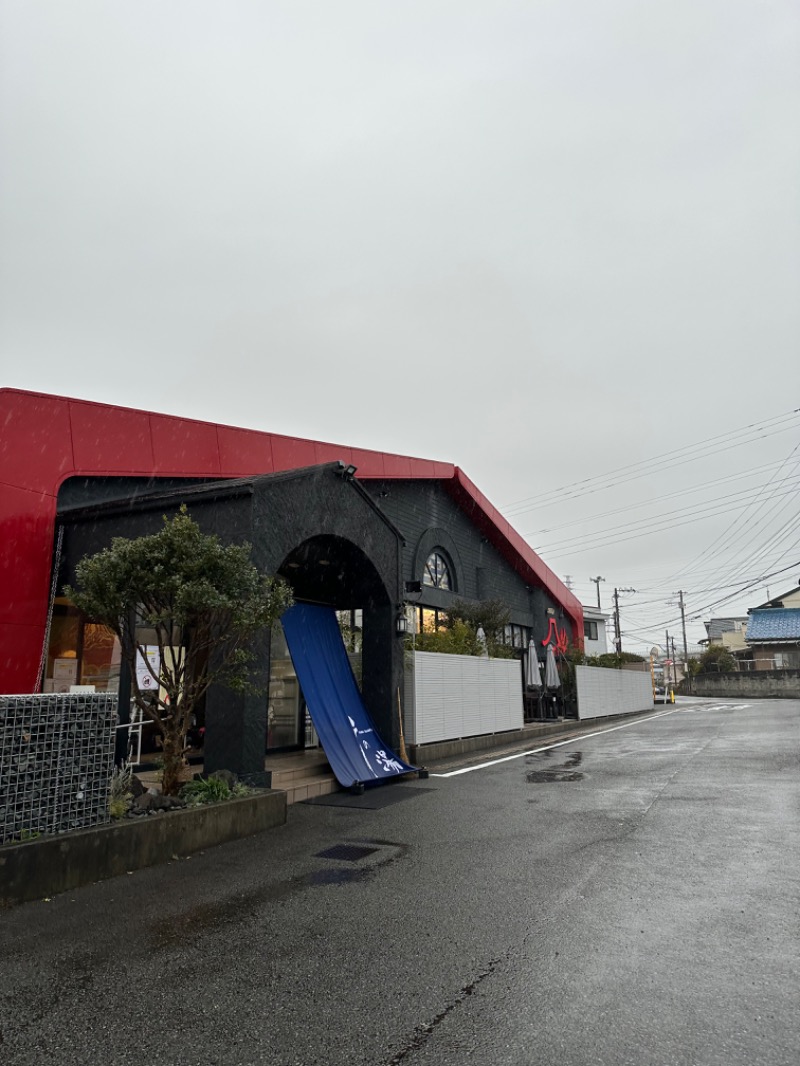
[613,587,636,658]
[665,629,670,689]
[589,576,605,609]
[677,590,690,693]
[671,637,678,689]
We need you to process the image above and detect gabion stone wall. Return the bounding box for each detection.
[0,693,117,845]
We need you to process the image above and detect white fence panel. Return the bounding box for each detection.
[405,652,523,745]
[575,666,653,720]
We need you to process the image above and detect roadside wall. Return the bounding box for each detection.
[575,666,653,720]
[689,670,800,699]
[404,651,523,745]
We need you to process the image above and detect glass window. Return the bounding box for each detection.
[416,607,448,633]
[423,551,452,590]
[584,620,599,641]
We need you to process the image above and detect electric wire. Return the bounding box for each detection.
[662,439,800,585]
[522,458,789,537]
[538,485,798,559]
[529,473,800,553]
[502,409,800,516]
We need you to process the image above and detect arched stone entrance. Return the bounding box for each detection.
[202,464,404,778]
[266,534,394,753]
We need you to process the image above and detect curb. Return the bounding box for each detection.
[0,789,287,907]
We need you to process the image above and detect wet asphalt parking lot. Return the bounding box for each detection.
[1,697,798,1066]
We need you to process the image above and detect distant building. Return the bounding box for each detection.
[701,617,749,655]
[583,605,609,656]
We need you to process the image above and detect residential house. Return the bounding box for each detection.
[701,617,749,655]
[583,606,610,657]
[745,585,800,670]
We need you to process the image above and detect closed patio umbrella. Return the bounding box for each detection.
[526,638,541,688]
[544,643,560,689]
[543,643,561,719]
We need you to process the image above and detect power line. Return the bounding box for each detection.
[536,484,799,559]
[522,458,790,537]
[502,409,800,515]
[619,561,800,634]
[528,474,800,553]
[664,440,800,585]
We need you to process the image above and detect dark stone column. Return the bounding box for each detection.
[204,632,270,780]
[361,601,404,751]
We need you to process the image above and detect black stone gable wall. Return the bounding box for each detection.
[363,479,560,644]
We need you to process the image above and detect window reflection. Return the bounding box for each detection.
[423,551,452,590]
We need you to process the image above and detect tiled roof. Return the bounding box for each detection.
[746,609,800,643]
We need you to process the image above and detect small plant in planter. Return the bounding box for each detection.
[108,761,134,819]
[179,774,253,807]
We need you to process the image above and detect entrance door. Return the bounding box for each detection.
[268,622,320,750]
[267,623,302,750]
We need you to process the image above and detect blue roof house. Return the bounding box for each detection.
[745,608,800,670]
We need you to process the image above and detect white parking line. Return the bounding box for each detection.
[430,708,687,778]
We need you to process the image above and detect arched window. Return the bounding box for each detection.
[423,551,452,590]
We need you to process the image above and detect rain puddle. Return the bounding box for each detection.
[526,751,584,783]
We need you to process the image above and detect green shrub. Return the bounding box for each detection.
[180,777,232,805]
[179,777,253,806]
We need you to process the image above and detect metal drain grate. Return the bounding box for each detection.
[315,843,380,862]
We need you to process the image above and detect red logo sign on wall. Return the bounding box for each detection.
[541,617,569,654]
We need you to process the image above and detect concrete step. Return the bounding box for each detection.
[264,751,339,803]
[265,752,332,789]
[279,774,340,806]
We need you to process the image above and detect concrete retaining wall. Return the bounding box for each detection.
[689,670,800,699]
[0,789,287,907]
[575,666,654,720]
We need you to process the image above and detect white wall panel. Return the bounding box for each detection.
[406,652,524,744]
[575,666,653,720]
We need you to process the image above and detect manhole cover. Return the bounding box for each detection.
[315,843,380,862]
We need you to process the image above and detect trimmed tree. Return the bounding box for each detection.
[696,644,737,674]
[66,506,293,795]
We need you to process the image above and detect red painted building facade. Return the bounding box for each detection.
[0,388,583,695]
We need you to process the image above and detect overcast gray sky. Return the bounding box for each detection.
[2,0,798,651]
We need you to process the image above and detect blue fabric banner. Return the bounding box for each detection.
[280,603,417,787]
